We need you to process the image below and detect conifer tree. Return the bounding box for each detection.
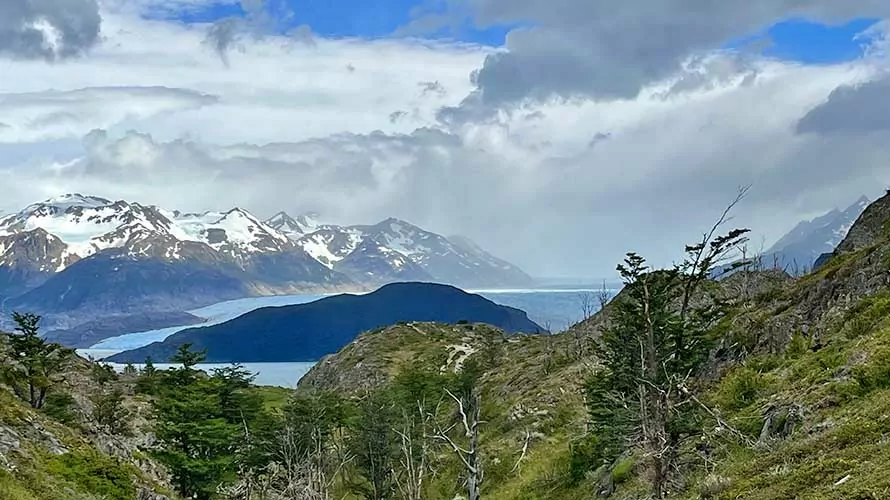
[583,189,750,498]
[0,312,72,409]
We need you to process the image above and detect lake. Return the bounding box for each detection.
[80,287,614,387]
[97,361,317,388]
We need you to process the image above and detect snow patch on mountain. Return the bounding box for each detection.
[0,195,294,272]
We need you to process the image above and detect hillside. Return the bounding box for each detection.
[107,282,545,363]
[0,335,173,500]
[290,192,890,499]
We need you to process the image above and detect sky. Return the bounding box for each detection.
[2,0,890,278]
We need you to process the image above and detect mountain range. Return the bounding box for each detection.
[763,195,870,272]
[107,282,544,363]
[0,194,532,340]
[714,195,870,278]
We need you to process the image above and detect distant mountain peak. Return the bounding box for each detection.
[265,211,323,238]
[764,195,871,272]
[40,193,113,207]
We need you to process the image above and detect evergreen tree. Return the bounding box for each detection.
[151,344,241,499]
[350,390,399,500]
[135,357,159,394]
[0,312,72,409]
[583,223,748,497]
[91,387,132,435]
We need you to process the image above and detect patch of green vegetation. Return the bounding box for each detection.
[611,456,635,484]
[713,366,775,411]
[843,293,890,338]
[0,470,38,500]
[253,384,293,412]
[851,347,890,393]
[45,450,137,500]
[41,390,79,425]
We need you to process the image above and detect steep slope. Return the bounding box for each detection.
[0,229,74,298]
[107,282,544,363]
[0,336,173,500]
[289,193,890,499]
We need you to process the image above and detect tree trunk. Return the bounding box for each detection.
[467,395,482,500]
[642,279,666,499]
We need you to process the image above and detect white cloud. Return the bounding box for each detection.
[3,2,890,277]
[0,87,217,143]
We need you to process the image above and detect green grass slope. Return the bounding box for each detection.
[295,193,890,499]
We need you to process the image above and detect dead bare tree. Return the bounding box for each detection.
[393,399,435,500]
[433,387,483,500]
[231,418,352,500]
[572,292,598,359]
[596,280,612,310]
[542,320,557,375]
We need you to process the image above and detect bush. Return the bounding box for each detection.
[852,348,890,393]
[714,366,771,411]
[90,362,118,386]
[41,391,79,424]
[0,471,37,500]
[610,457,634,484]
[568,435,603,484]
[46,450,136,500]
[91,388,131,435]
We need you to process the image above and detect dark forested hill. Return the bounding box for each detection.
[107,282,544,363]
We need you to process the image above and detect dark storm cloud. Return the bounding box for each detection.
[0,0,101,61]
[796,75,890,135]
[414,0,890,111]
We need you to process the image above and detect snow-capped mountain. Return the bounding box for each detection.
[0,194,301,269]
[764,195,870,273]
[0,194,532,341]
[265,211,322,239]
[0,194,350,324]
[266,214,534,287]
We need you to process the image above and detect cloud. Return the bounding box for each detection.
[0,9,489,146]
[203,0,314,64]
[412,0,890,111]
[0,0,102,60]
[419,81,448,97]
[796,73,890,135]
[0,87,218,143]
[6,59,890,277]
[4,2,890,277]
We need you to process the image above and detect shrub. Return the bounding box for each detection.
[714,366,771,411]
[611,457,634,484]
[46,450,136,500]
[852,348,890,393]
[41,390,79,424]
[0,471,37,500]
[91,388,132,435]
